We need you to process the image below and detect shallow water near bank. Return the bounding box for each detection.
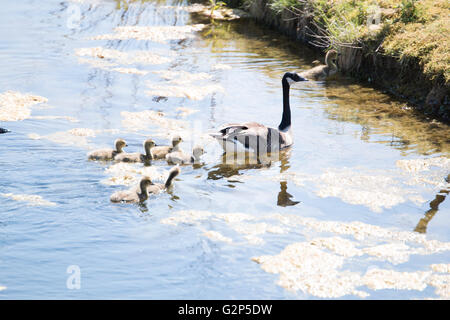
[0,0,449,299]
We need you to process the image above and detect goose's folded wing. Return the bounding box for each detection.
[212,123,274,151]
[210,122,265,139]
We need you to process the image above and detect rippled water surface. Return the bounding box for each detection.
[0,0,449,299]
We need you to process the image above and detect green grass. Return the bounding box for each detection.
[262,0,449,83]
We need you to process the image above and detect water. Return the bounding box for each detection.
[0,0,449,299]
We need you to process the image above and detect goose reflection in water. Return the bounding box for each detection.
[207,149,300,207]
[414,174,450,234]
[277,150,301,207]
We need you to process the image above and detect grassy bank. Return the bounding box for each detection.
[265,0,448,83]
[237,0,449,121]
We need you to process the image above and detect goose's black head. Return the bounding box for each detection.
[283,72,308,86]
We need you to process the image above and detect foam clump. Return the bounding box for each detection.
[431,264,450,273]
[396,157,450,173]
[212,63,232,70]
[161,209,450,298]
[28,128,97,147]
[102,162,166,186]
[176,107,199,117]
[153,70,212,84]
[146,82,224,101]
[76,47,170,65]
[203,231,233,244]
[90,25,205,43]
[0,193,56,206]
[181,4,250,20]
[362,268,430,291]
[120,110,189,139]
[252,242,365,298]
[0,91,48,121]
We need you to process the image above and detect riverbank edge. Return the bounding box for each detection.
[242,0,449,123]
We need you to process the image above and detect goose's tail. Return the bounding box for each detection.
[165,166,181,188]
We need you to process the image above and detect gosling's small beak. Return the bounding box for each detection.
[125,144,128,147]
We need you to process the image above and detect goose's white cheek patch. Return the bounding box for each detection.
[286,77,295,85]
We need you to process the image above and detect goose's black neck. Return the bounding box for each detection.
[278,78,291,131]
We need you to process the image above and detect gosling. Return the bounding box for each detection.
[299,50,338,80]
[88,139,127,161]
[151,135,183,159]
[110,166,181,203]
[166,146,204,165]
[114,139,155,163]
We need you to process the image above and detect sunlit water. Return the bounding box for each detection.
[0,0,449,299]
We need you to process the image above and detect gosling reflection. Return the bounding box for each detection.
[414,174,449,234]
[207,149,300,207]
[137,190,180,214]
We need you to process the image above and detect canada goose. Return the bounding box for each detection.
[88,139,127,160]
[210,72,307,154]
[114,139,155,163]
[151,135,182,159]
[0,128,8,134]
[299,50,338,80]
[110,166,180,203]
[166,146,204,165]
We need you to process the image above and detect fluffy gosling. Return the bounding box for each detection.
[110,166,180,203]
[299,50,338,81]
[166,146,204,165]
[114,139,155,163]
[88,139,127,161]
[151,135,183,159]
